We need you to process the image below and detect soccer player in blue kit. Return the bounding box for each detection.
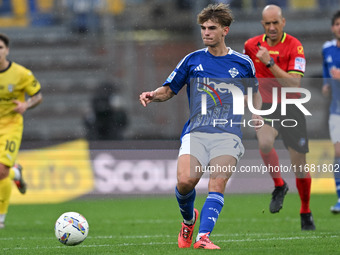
[322,10,340,213]
[139,3,262,249]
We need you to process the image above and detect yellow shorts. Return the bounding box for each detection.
[0,122,23,167]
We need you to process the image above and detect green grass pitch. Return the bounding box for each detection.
[1,193,339,254]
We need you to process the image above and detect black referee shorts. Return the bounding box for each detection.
[261,103,309,154]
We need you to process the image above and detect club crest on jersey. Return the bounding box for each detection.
[7,84,14,93]
[228,68,239,78]
[326,55,333,63]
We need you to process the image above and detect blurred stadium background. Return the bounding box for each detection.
[1,0,339,202]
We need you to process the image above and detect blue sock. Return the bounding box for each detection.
[175,187,196,222]
[334,157,340,201]
[198,192,224,235]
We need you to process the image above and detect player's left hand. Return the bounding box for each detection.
[331,67,340,80]
[12,100,28,115]
[256,46,271,65]
[251,114,264,131]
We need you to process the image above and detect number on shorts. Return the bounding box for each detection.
[5,140,16,153]
[233,139,239,149]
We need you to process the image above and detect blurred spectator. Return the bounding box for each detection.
[252,0,288,9]
[63,0,105,34]
[176,0,192,10]
[212,0,242,9]
[318,0,339,9]
[0,0,13,15]
[84,82,128,140]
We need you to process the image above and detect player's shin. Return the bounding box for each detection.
[260,148,284,187]
[0,176,12,219]
[296,172,311,214]
[175,187,196,224]
[196,192,224,240]
[333,157,340,201]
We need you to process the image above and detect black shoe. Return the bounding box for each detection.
[269,181,289,213]
[300,212,316,231]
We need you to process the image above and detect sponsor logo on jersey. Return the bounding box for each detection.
[0,97,16,102]
[197,78,311,116]
[269,50,279,55]
[197,78,244,115]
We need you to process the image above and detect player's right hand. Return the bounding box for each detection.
[252,113,264,131]
[12,100,28,115]
[256,46,271,65]
[322,84,331,97]
[139,91,155,107]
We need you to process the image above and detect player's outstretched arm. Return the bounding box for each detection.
[139,86,175,107]
[13,92,43,115]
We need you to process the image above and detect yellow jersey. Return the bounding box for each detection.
[0,61,41,128]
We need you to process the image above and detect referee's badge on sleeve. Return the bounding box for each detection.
[294,57,306,72]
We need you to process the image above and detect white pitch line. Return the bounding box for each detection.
[1,234,338,251]
[3,217,333,227]
[0,231,336,241]
[107,217,335,224]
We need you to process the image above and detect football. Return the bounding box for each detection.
[54,212,89,246]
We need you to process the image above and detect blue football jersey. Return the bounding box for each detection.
[322,40,340,115]
[162,47,258,139]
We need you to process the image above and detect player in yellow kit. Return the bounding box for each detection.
[0,33,42,228]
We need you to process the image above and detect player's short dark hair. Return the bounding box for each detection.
[331,10,340,26]
[197,3,234,27]
[0,33,9,47]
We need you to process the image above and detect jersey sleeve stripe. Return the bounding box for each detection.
[288,70,304,76]
[31,90,41,96]
[176,48,207,69]
[232,51,256,76]
[322,39,336,50]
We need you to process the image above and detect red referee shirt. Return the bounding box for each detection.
[244,32,306,103]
